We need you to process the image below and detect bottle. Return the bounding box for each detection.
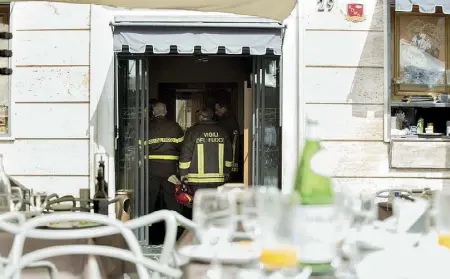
[417,118,424,134]
[0,154,12,212]
[93,160,108,215]
[293,119,335,274]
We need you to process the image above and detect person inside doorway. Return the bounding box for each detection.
[215,100,240,182]
[148,98,158,120]
[147,102,184,215]
[179,108,233,219]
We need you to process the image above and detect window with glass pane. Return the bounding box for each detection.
[0,5,10,135]
[261,59,280,187]
[394,14,447,96]
[390,8,450,140]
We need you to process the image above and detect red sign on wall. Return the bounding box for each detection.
[345,3,366,22]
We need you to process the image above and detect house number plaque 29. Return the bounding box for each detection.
[317,0,334,12]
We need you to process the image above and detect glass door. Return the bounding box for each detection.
[252,56,282,188]
[115,57,150,244]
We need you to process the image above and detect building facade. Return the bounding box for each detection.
[2,0,448,202]
[4,3,91,197]
[301,0,450,196]
[3,2,299,201]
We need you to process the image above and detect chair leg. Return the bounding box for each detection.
[27,261,58,279]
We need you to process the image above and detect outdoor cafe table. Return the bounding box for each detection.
[181,263,335,279]
[177,230,336,279]
[0,230,129,278]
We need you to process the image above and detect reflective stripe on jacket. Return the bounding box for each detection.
[179,121,232,184]
[148,116,184,160]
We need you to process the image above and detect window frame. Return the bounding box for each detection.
[0,4,11,138]
[392,8,449,96]
[388,5,450,140]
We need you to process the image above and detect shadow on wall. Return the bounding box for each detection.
[88,59,115,184]
[342,0,450,192]
[346,0,384,119]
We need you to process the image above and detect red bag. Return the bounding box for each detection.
[174,180,194,207]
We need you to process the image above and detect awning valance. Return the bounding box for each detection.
[112,15,283,55]
[395,0,450,14]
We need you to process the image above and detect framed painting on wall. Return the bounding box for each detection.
[394,14,447,96]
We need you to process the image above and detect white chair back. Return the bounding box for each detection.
[7,212,148,279]
[0,210,182,279]
[2,245,182,279]
[0,212,58,278]
[122,209,178,268]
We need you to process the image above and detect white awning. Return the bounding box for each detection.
[12,0,296,21]
[395,0,450,14]
[112,15,283,55]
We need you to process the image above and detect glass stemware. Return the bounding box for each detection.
[239,189,263,241]
[333,190,379,279]
[193,189,236,279]
[240,186,299,276]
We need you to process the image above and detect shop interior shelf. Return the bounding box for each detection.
[391,102,450,108]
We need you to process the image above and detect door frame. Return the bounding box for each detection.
[114,55,282,190]
[243,80,253,186]
[250,55,282,188]
[115,56,151,244]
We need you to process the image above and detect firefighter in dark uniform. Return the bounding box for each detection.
[179,108,233,195]
[147,102,184,214]
[215,100,240,182]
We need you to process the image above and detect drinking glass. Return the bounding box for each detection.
[193,189,237,279]
[436,188,450,249]
[334,190,382,279]
[240,186,299,274]
[238,186,279,238]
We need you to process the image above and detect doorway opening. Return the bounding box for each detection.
[115,53,281,243]
[158,82,244,181]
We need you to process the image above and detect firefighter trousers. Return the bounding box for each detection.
[148,176,181,214]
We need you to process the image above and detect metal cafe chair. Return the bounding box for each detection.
[0,211,59,278]
[6,212,150,279]
[0,210,181,279]
[124,210,180,267]
[3,245,182,279]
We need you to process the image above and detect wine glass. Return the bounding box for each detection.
[240,186,299,275]
[193,189,237,279]
[333,190,379,279]
[239,189,262,241]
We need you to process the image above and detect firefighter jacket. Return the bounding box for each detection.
[147,116,184,177]
[218,113,240,173]
[179,121,233,184]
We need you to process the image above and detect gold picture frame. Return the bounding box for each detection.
[392,7,450,97]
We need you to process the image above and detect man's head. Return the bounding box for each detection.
[199,108,214,122]
[152,102,167,118]
[215,101,230,117]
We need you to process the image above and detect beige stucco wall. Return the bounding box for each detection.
[301,0,450,195]
[1,2,91,197]
[7,0,439,199]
